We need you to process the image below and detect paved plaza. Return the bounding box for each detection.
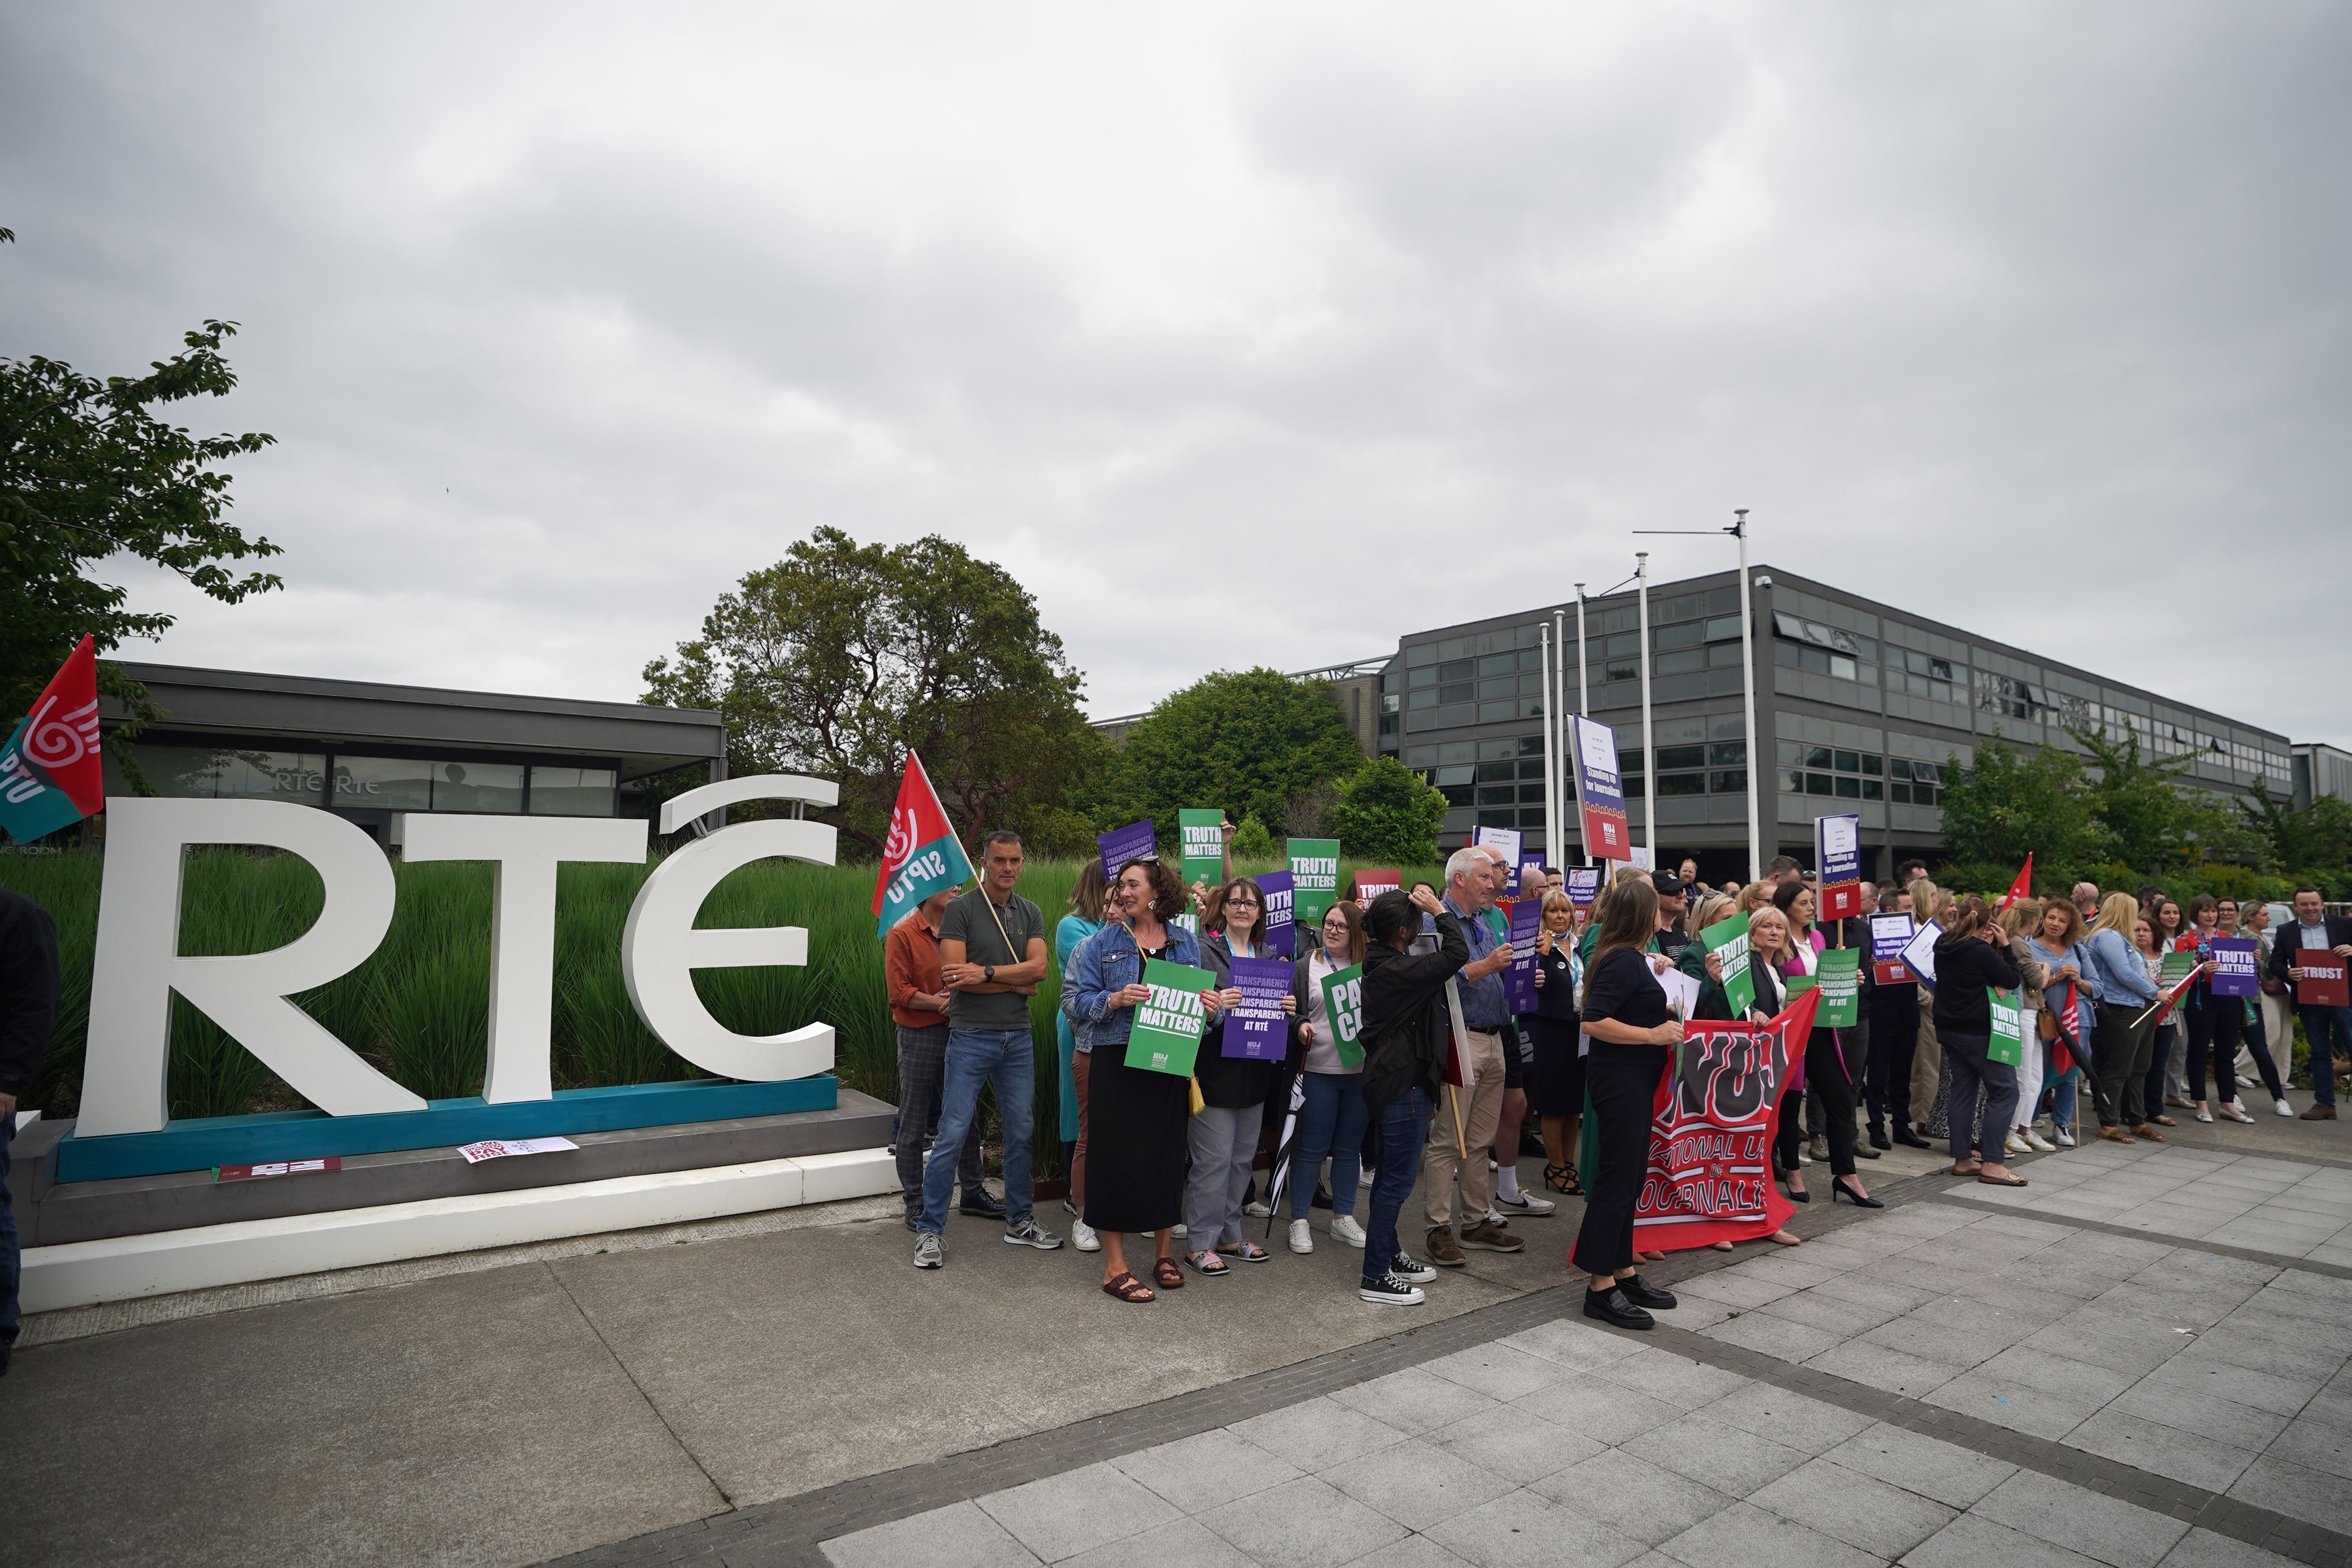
[0,1121,2347,1568]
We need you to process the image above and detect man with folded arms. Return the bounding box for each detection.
[1421,848,1525,1267]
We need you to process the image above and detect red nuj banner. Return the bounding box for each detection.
[1633,987,1819,1251]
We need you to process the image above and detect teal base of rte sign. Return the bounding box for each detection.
[55,1075,840,1184]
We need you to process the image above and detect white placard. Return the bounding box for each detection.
[1899,922,1941,990]
[457,1136,580,1164]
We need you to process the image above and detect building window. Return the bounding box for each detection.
[433,760,526,813]
[530,765,619,816]
[1702,615,1743,643]
[1655,649,1705,677]
[1889,757,1942,806]
[1776,742,1886,802]
[336,755,433,810]
[137,745,329,805]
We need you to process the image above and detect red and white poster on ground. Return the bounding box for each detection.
[1632,987,1819,1252]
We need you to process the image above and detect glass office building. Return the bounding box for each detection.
[99,664,727,847]
[1378,566,2292,881]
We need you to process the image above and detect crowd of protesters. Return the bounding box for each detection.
[884,828,2351,1324]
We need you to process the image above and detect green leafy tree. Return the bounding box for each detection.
[1115,668,1365,842]
[1229,813,1279,861]
[2071,727,2235,872]
[2240,778,2352,876]
[1935,731,2105,871]
[1,306,281,753]
[642,527,1106,857]
[1327,755,1449,864]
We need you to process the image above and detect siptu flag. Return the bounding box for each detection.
[870,750,976,937]
[2133,959,2201,1028]
[0,635,105,844]
[1995,854,2033,916]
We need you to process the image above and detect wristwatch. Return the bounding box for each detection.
[984,964,995,982]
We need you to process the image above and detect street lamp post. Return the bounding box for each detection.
[1631,511,1763,885]
[1636,552,1656,870]
[1539,623,1558,863]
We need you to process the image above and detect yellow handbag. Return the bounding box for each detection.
[1188,1076,1206,1116]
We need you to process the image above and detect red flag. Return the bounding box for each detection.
[1995,854,2033,916]
[0,636,104,843]
[868,750,977,937]
[2050,979,2080,1077]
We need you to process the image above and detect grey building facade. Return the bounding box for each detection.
[1377,566,2292,882]
[99,663,727,846]
[2293,743,2352,811]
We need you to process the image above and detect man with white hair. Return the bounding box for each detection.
[1421,845,1524,1267]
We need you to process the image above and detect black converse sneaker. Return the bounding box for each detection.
[1388,1250,1439,1284]
[1359,1272,1427,1306]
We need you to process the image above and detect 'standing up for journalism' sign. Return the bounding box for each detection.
[1474,826,1523,894]
[1814,813,1862,921]
[1569,715,1630,863]
[1870,914,1917,984]
[1127,959,1217,1077]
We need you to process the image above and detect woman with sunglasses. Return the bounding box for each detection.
[1286,899,1370,1254]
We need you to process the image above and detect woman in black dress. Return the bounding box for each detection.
[1067,857,1221,1303]
[1526,889,1585,1197]
[1573,877,1683,1330]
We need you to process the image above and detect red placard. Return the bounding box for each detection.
[1872,959,1913,985]
[1819,882,1862,921]
[2296,952,2350,1008]
[216,1157,342,1182]
[1348,869,1401,906]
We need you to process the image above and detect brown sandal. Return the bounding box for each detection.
[1153,1257,1185,1290]
[1101,1271,1156,1304]
[2098,1126,2136,1145]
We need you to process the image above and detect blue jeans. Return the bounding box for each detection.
[1,1112,17,1348]
[919,1028,1034,1235]
[1290,1072,1370,1220]
[1363,1086,1430,1283]
[2305,1005,2352,1106]
[2052,1069,2079,1131]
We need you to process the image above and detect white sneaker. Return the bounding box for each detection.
[1172,1223,1188,1239]
[2005,1133,2033,1154]
[1242,1202,1272,1219]
[2024,1130,2056,1153]
[2054,1128,2076,1148]
[1358,1168,1375,1188]
[1073,1219,1100,1252]
[2276,1098,2296,1118]
[1288,1219,1314,1254]
[1494,1189,1557,1217]
[1332,1214,1368,1248]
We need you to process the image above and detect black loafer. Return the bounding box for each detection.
[1583,1287,1655,1330]
[958,1192,1007,1219]
[1619,1274,1677,1311]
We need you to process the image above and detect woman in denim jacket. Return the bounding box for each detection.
[1067,856,1221,1303]
[2081,893,2160,1141]
[2024,898,2095,1149]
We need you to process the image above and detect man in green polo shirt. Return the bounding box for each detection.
[912,830,1062,1267]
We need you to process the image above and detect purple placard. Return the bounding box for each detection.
[1257,871,1297,959]
[1096,821,1158,879]
[1504,898,1543,1014]
[1566,868,1600,908]
[1222,954,1293,1058]
[2209,937,2259,998]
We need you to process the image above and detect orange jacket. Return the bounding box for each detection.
[885,910,947,1029]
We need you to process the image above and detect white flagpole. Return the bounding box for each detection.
[1574,584,1590,868]
[1540,624,1558,866]
[1735,510,1761,886]
[1637,552,1656,869]
[1553,607,1569,858]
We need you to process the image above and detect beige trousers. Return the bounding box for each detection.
[1910,1009,1943,1128]
[1425,1028,1508,1231]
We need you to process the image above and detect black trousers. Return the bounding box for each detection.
[1867,987,1920,1133]
[1776,1030,1859,1178]
[1571,1042,1668,1278]
[2185,994,2252,1103]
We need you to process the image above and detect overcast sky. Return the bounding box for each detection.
[5,4,2346,743]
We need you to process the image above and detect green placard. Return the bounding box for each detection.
[1988,987,2024,1066]
[1126,959,1217,1077]
[1179,809,1225,889]
[1289,838,1342,928]
[1320,962,1365,1068]
[1700,912,1754,1017]
[1814,947,1861,1028]
[1784,974,1816,1002]
[2157,949,2197,990]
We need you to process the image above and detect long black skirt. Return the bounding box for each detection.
[1526,1017,1585,1118]
[1082,1042,1190,1234]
